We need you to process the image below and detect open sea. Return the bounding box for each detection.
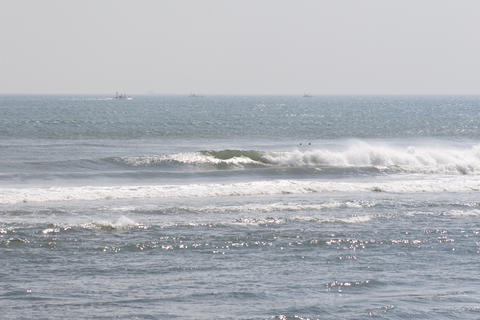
[1,95,480,319]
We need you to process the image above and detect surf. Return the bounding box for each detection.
[108,141,480,175]
[1,176,479,204]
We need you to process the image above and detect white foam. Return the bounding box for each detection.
[337,215,372,223]
[90,216,140,230]
[1,177,479,204]
[230,214,372,226]
[116,152,261,167]
[442,209,480,217]
[265,141,480,174]
[42,227,60,234]
[177,200,371,213]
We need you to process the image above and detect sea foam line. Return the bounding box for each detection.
[1,177,479,204]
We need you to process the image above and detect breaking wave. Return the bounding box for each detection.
[109,150,271,169]
[109,142,480,174]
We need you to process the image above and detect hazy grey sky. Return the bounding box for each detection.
[1,0,479,94]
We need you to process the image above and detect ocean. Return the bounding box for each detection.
[1,95,480,319]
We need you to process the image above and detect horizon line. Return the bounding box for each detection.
[1,92,480,96]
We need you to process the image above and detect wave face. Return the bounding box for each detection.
[109,149,271,169]
[109,141,480,175]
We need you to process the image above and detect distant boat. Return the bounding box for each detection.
[189,93,203,98]
[114,92,133,100]
[303,93,313,98]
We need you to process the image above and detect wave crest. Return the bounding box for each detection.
[264,142,480,174]
[108,142,480,174]
[110,149,270,169]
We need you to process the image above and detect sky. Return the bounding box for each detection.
[1,0,479,95]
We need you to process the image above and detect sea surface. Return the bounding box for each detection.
[1,95,480,319]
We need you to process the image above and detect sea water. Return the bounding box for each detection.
[1,95,480,319]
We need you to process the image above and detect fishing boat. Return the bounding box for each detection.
[114,92,133,100]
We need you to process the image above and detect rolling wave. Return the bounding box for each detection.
[109,149,271,169]
[109,141,480,174]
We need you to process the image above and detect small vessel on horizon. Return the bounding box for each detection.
[189,93,204,98]
[114,92,133,100]
[303,93,313,98]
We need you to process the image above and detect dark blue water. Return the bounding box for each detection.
[1,95,480,319]
[2,95,480,139]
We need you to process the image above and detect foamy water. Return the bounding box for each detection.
[1,175,479,205]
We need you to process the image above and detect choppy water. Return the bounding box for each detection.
[1,95,480,319]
